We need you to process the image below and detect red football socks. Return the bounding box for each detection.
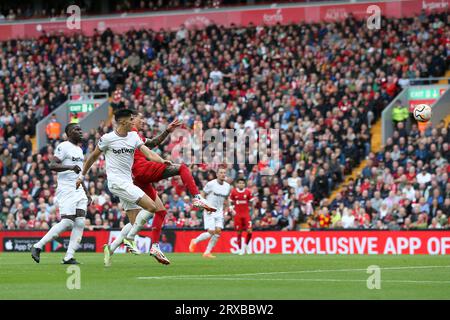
[151,210,167,244]
[179,163,200,196]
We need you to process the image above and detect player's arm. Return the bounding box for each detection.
[202,181,212,198]
[49,156,81,173]
[145,119,182,149]
[139,144,172,165]
[76,146,102,189]
[80,179,92,206]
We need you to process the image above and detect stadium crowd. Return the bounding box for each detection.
[312,121,450,230]
[0,11,448,232]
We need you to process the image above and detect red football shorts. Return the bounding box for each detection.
[132,161,167,201]
[234,215,252,231]
[134,180,158,201]
[133,161,167,183]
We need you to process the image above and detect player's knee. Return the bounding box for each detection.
[208,230,215,235]
[75,218,85,229]
[215,229,222,235]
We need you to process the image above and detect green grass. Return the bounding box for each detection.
[1,253,450,299]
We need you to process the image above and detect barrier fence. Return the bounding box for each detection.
[1,230,449,255]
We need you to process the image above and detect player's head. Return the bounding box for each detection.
[237,178,246,190]
[114,109,135,131]
[132,111,145,130]
[65,123,83,143]
[217,167,227,183]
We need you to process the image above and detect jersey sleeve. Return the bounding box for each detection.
[97,134,109,152]
[229,189,236,202]
[204,181,213,194]
[131,132,144,149]
[54,143,66,161]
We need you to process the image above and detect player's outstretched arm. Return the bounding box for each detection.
[145,119,182,149]
[139,144,172,165]
[49,157,81,173]
[76,146,102,189]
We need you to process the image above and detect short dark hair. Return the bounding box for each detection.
[237,178,246,184]
[65,123,77,136]
[114,109,135,121]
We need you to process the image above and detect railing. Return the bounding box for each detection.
[398,77,450,88]
[68,92,109,100]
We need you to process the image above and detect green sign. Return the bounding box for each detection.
[408,88,444,100]
[69,103,95,113]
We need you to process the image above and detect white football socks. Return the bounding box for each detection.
[65,217,85,261]
[194,232,212,244]
[34,218,73,250]
[127,210,152,240]
[205,234,220,254]
[110,223,133,254]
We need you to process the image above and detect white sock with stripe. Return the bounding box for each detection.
[110,223,132,254]
[194,232,212,244]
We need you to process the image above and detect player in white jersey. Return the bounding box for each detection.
[189,167,231,258]
[76,109,170,266]
[31,124,91,264]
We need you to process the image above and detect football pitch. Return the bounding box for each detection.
[1,253,450,300]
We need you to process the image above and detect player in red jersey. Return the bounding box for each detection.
[118,111,216,264]
[229,178,254,255]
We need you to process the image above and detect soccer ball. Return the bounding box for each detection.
[413,104,432,122]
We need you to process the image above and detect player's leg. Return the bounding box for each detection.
[104,183,155,264]
[234,216,243,254]
[122,208,146,255]
[122,189,157,254]
[104,222,133,267]
[236,230,243,255]
[31,217,73,263]
[204,225,222,258]
[189,212,215,252]
[63,208,86,264]
[160,163,216,212]
[244,222,253,255]
[148,195,171,265]
[126,183,158,242]
[32,192,74,263]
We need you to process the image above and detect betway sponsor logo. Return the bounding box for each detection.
[263,9,283,24]
[112,148,134,154]
[422,0,448,10]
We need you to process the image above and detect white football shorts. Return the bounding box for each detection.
[108,181,145,211]
[55,185,88,216]
[203,211,224,230]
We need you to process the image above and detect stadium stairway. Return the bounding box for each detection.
[327,70,450,202]
[327,119,382,201]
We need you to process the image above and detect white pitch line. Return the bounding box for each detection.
[139,277,450,284]
[137,265,450,280]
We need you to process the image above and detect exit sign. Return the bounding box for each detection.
[69,103,98,113]
[408,88,446,100]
